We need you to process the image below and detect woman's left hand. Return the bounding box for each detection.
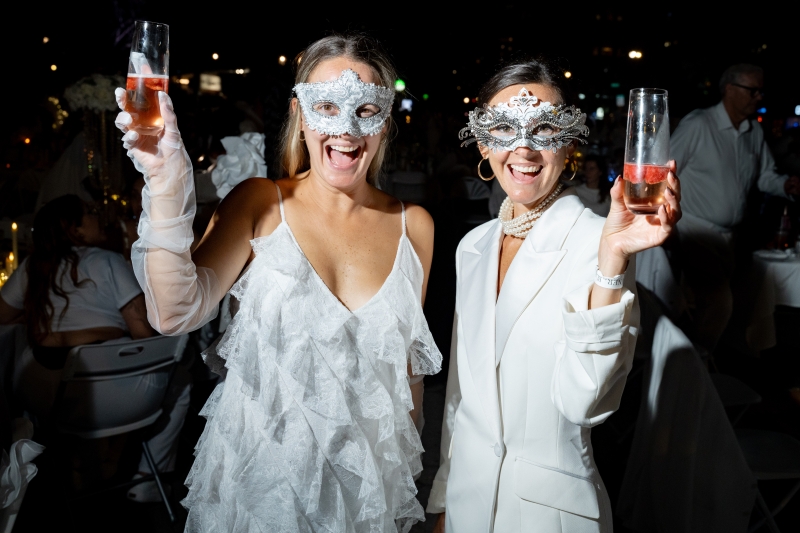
[599,160,681,267]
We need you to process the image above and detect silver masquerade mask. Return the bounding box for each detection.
[459,88,589,152]
[293,69,395,138]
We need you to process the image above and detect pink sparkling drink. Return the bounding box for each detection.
[623,163,669,215]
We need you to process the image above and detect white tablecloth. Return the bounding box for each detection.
[746,252,800,352]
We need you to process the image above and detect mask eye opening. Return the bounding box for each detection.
[356,103,381,118]
[312,101,340,116]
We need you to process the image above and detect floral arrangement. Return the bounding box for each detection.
[64,73,125,113]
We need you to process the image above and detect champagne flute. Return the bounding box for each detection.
[124,21,169,135]
[623,88,670,215]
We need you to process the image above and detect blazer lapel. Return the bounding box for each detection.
[495,191,587,366]
[460,220,503,440]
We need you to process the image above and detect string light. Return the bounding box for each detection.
[278,56,287,65]
[24,138,30,144]
[43,37,49,43]
[463,97,470,104]
[628,50,643,59]
[50,64,57,71]
[212,53,219,60]
[564,71,572,78]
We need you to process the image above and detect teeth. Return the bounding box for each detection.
[510,164,542,173]
[330,145,358,153]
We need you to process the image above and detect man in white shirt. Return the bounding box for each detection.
[670,64,799,350]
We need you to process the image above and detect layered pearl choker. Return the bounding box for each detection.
[498,183,564,238]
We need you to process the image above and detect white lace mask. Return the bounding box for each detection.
[293,69,395,138]
[460,88,589,153]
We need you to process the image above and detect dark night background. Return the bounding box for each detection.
[3,1,800,178]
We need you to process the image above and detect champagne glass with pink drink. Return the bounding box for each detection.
[125,21,169,135]
[623,88,670,215]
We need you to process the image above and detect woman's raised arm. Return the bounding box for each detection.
[115,90,255,335]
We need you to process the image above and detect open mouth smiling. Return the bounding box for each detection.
[508,163,543,183]
[326,145,362,169]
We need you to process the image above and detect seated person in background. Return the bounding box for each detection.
[0,194,190,502]
[572,154,612,217]
[122,176,146,260]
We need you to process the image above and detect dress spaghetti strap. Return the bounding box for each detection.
[274,182,285,222]
[400,202,407,236]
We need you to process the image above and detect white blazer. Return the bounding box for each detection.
[427,190,639,533]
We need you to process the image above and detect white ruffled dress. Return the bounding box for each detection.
[182,184,442,532]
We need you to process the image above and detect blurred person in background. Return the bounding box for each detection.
[572,154,612,217]
[670,63,800,350]
[0,194,190,502]
[122,176,146,259]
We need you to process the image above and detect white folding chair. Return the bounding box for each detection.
[52,335,188,523]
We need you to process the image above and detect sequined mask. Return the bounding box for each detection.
[293,69,395,138]
[459,88,589,152]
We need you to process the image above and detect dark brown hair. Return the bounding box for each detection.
[478,56,574,107]
[277,33,397,184]
[25,195,93,344]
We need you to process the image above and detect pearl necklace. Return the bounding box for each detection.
[498,183,564,238]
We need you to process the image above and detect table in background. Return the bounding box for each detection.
[746,251,800,352]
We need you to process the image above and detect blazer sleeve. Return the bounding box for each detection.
[427,250,464,514]
[551,255,640,428]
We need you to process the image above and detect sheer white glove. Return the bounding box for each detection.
[115,88,219,335]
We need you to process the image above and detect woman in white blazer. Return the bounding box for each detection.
[428,59,682,532]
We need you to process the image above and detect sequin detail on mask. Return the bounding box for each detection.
[294,69,395,138]
[459,88,589,153]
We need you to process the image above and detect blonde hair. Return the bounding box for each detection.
[278,34,397,185]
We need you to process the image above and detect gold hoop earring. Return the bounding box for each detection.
[477,156,495,181]
[565,157,578,180]
[299,130,306,142]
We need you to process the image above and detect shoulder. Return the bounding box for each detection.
[223,177,279,209]
[401,202,434,268]
[402,202,434,239]
[219,177,282,233]
[80,247,134,276]
[457,219,497,254]
[675,106,715,132]
[80,247,127,267]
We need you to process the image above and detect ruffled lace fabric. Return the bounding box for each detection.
[183,222,442,533]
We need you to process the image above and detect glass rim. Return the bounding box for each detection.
[134,20,169,29]
[629,88,668,97]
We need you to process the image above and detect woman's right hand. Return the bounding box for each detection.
[433,513,445,533]
[114,88,189,185]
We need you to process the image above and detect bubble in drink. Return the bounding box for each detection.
[623,163,669,215]
[125,74,169,135]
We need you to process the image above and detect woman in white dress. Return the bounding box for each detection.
[428,59,681,532]
[115,35,441,532]
[572,155,612,217]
